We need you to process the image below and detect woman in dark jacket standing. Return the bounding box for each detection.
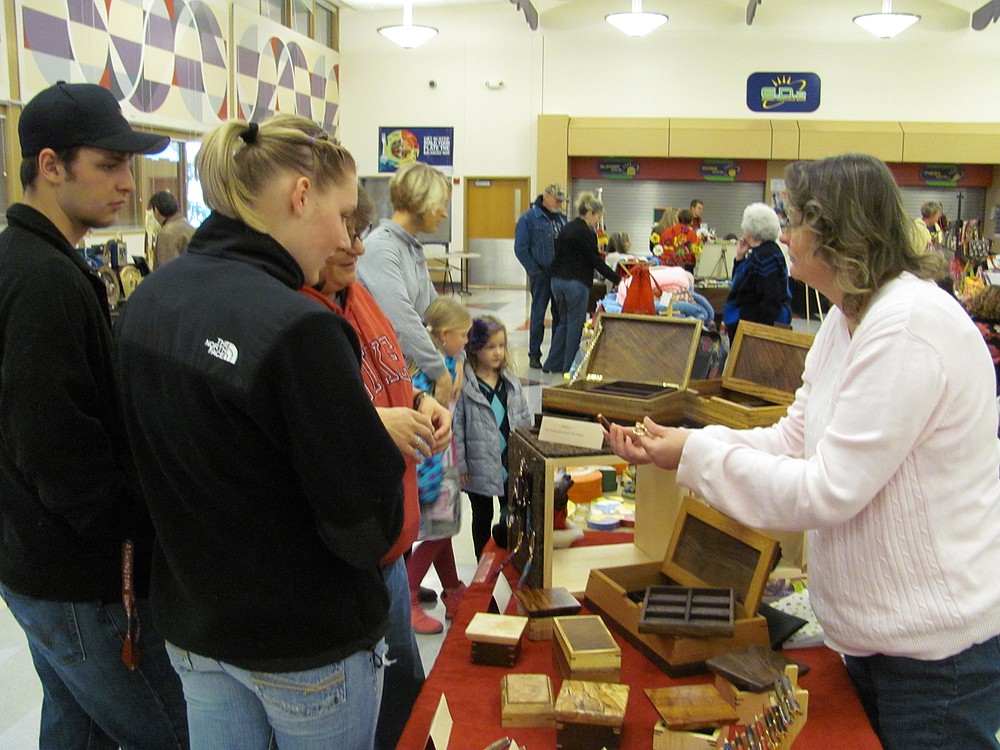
[116,115,404,750]
[543,192,620,374]
[722,202,792,344]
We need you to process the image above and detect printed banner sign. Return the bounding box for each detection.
[597,158,640,180]
[378,126,454,174]
[919,164,964,187]
[700,159,741,182]
[747,72,821,113]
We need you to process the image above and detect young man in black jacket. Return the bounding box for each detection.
[0,82,188,749]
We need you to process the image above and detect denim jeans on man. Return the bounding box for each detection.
[845,633,1000,749]
[166,638,387,750]
[544,277,590,374]
[375,556,424,750]
[528,270,559,361]
[0,582,189,750]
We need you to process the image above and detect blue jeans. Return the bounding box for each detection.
[0,582,188,750]
[375,557,424,750]
[845,634,1000,749]
[528,270,558,360]
[545,277,589,374]
[166,639,387,750]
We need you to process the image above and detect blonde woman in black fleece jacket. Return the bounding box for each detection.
[543,192,619,374]
[116,115,404,750]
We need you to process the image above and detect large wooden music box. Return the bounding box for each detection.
[584,496,779,676]
[542,313,702,425]
[685,321,813,429]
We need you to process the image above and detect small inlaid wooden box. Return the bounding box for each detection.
[500,673,555,728]
[543,313,702,426]
[552,615,622,683]
[465,612,527,668]
[554,679,630,750]
[685,321,814,429]
[514,586,582,641]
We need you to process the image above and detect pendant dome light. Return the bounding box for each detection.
[379,0,438,49]
[606,0,668,37]
[853,0,920,38]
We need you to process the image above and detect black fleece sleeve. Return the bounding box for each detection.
[0,263,139,539]
[256,311,405,570]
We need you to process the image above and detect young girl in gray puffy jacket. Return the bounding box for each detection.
[454,316,532,558]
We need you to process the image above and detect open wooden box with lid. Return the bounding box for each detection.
[685,321,813,429]
[584,496,779,676]
[542,313,702,425]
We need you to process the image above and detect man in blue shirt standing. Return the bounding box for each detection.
[515,183,568,370]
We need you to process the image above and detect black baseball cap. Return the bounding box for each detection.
[19,82,170,158]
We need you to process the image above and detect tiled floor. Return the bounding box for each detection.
[0,283,818,748]
[0,285,562,750]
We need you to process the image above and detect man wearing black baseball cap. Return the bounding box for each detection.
[0,83,188,748]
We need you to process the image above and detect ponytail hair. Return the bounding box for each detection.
[196,114,356,233]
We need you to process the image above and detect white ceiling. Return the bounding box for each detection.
[337,0,995,27]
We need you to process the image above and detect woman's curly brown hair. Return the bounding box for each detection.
[784,154,944,322]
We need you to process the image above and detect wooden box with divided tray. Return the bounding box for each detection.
[584,496,779,675]
[542,313,702,425]
[685,321,813,429]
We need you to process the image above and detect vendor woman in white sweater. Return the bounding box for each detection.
[606,153,1000,750]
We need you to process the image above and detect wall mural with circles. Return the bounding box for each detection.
[16,1,340,136]
[17,0,229,130]
[233,8,340,136]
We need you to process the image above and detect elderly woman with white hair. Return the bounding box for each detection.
[722,202,792,344]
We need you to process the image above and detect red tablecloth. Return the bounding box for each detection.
[396,538,882,749]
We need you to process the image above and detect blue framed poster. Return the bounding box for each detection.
[378,126,454,174]
[747,73,821,113]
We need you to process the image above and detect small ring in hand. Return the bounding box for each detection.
[632,422,647,438]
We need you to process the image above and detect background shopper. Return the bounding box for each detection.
[357,162,457,405]
[544,192,619,374]
[455,316,532,558]
[722,202,792,344]
[406,297,471,634]
[515,183,568,369]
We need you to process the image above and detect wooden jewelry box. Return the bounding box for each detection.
[552,614,622,683]
[584,496,779,675]
[542,313,702,426]
[500,673,555,728]
[464,612,527,667]
[514,586,582,641]
[554,679,630,750]
[685,321,813,429]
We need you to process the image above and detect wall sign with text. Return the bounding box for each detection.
[378,126,454,174]
[746,72,821,113]
[919,164,964,187]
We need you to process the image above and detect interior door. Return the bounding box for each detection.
[465,177,530,288]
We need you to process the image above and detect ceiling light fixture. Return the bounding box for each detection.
[853,0,920,38]
[378,0,438,49]
[606,0,668,37]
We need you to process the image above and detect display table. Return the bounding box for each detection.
[396,538,881,749]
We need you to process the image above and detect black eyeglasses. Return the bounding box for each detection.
[348,222,372,244]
